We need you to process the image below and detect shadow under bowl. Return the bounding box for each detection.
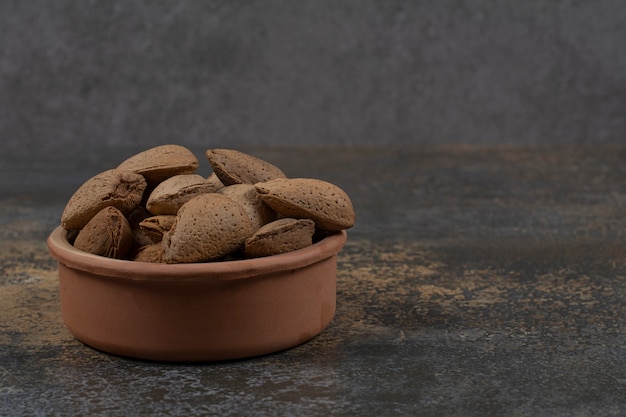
[47,226,347,362]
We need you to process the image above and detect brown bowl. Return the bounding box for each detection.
[47,226,347,362]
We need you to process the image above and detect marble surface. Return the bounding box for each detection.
[1,145,625,416]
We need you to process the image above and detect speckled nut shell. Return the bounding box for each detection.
[162,193,253,263]
[244,218,316,258]
[73,206,134,259]
[219,184,277,232]
[146,174,222,215]
[205,148,287,186]
[61,169,147,230]
[139,215,176,243]
[132,243,165,263]
[255,178,355,231]
[117,144,199,184]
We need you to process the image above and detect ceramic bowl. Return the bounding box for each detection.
[47,226,347,362]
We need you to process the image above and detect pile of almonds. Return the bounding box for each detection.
[61,145,355,263]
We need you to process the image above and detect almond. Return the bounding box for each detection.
[205,148,286,186]
[162,193,253,263]
[117,144,199,184]
[255,178,355,231]
[146,174,221,215]
[139,215,176,243]
[244,218,315,258]
[61,169,147,230]
[73,206,133,259]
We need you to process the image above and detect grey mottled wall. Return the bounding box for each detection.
[2,0,625,161]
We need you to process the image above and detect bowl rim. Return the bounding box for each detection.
[47,226,347,283]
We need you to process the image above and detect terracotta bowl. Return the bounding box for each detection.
[47,226,347,362]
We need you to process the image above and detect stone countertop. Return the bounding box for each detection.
[1,145,625,416]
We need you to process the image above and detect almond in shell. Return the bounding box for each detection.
[117,144,199,184]
[206,148,286,186]
[146,174,222,215]
[61,169,147,230]
[255,178,355,231]
[162,193,253,263]
[244,218,315,258]
[73,206,134,259]
[139,215,176,243]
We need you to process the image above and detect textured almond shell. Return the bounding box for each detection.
[73,206,134,259]
[146,174,221,215]
[117,144,199,184]
[255,178,355,231]
[139,215,176,243]
[162,193,253,263]
[205,148,286,186]
[61,169,147,230]
[244,218,315,258]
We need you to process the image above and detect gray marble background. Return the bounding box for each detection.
[2,1,625,162]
